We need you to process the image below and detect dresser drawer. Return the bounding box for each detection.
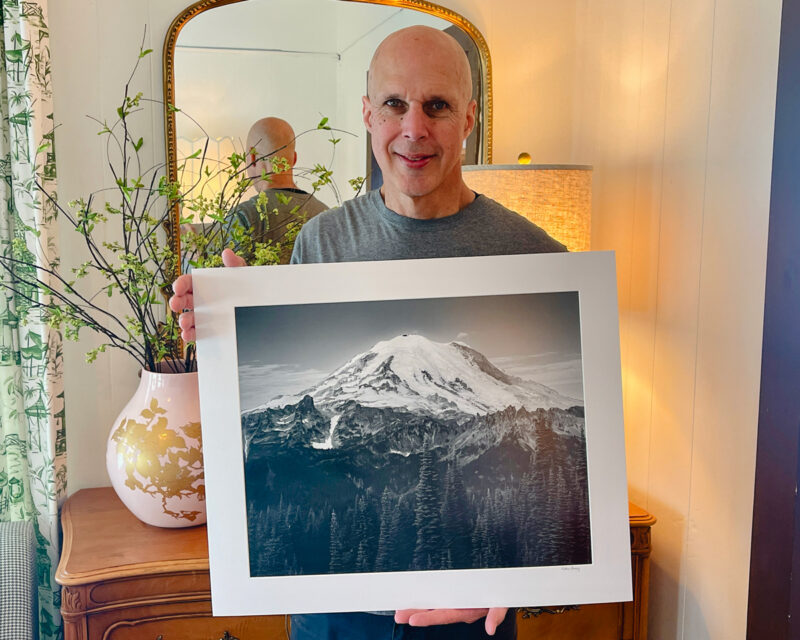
[517,603,623,640]
[97,612,286,640]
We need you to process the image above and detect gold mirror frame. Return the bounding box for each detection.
[162,0,493,266]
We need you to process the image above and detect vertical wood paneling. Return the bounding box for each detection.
[686,0,779,636]
[645,0,716,636]
[571,0,780,638]
[572,0,671,511]
[622,0,671,510]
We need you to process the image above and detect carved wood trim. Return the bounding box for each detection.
[630,526,651,556]
[102,613,234,640]
[62,586,85,614]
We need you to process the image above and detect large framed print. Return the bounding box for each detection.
[193,252,631,616]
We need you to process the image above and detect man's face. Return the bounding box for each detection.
[363,41,476,206]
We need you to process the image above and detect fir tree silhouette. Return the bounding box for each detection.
[413,445,444,569]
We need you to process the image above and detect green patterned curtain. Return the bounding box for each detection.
[0,1,65,640]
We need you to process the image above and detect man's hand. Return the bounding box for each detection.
[168,249,246,342]
[394,608,508,636]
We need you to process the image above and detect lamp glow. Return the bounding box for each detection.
[462,164,592,252]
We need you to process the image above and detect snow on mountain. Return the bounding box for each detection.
[257,334,581,417]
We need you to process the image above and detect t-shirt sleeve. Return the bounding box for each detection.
[289,229,304,264]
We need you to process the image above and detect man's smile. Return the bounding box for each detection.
[394,152,436,168]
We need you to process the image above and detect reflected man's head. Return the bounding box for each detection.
[246,117,298,190]
[363,26,476,216]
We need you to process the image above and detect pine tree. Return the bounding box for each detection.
[471,510,487,567]
[355,541,369,572]
[480,496,501,567]
[440,463,472,569]
[375,488,397,572]
[494,489,516,566]
[329,510,343,574]
[516,469,539,565]
[413,446,444,570]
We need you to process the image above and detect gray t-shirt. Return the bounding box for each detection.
[233,188,329,247]
[291,188,566,264]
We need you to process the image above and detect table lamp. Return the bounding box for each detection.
[462,164,592,252]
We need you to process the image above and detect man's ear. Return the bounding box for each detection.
[362,95,373,133]
[292,151,298,167]
[463,99,477,139]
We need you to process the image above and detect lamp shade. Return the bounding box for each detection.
[462,164,592,252]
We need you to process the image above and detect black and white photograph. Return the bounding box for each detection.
[194,253,631,614]
[237,292,591,577]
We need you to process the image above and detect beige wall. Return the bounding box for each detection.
[50,1,781,638]
[570,1,780,637]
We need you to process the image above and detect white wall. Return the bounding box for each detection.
[570,1,780,637]
[50,1,780,638]
[174,0,343,206]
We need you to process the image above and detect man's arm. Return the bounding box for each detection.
[168,248,246,342]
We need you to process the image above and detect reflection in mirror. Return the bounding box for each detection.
[165,0,491,268]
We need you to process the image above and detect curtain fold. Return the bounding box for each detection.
[0,2,65,639]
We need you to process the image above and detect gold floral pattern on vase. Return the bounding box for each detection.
[106,366,205,527]
[110,398,204,522]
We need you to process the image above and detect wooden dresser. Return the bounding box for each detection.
[56,488,655,640]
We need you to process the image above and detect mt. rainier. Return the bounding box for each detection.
[241,334,591,577]
[256,334,580,418]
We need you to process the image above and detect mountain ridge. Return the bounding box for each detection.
[248,334,581,419]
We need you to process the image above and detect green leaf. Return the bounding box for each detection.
[133,137,144,151]
[139,48,153,58]
[317,116,330,130]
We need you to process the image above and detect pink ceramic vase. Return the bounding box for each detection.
[106,362,205,527]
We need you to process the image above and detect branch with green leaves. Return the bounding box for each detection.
[0,34,363,373]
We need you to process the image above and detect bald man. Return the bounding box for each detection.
[171,25,565,640]
[290,28,562,264]
[228,117,328,261]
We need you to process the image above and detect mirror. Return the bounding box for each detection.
[163,0,492,268]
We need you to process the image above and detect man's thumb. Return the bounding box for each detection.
[221,248,247,268]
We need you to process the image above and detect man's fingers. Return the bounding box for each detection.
[180,325,196,343]
[169,292,193,314]
[484,608,508,636]
[172,273,193,297]
[170,250,241,341]
[178,311,196,342]
[178,311,195,329]
[169,274,194,313]
[394,609,426,625]
[222,248,247,267]
[400,608,489,627]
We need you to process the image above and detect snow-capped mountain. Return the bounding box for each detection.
[253,334,580,418]
[241,336,591,578]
